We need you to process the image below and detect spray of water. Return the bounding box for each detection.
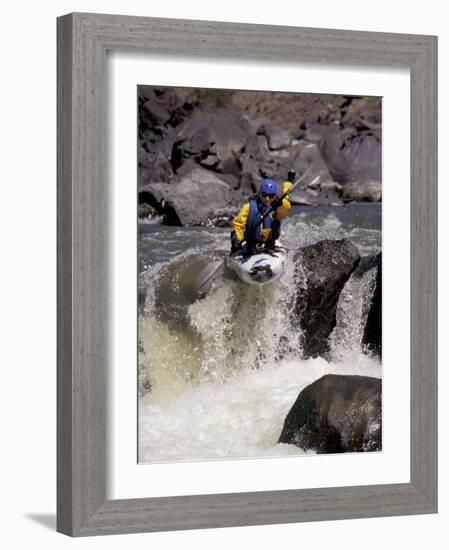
[329,267,378,364]
[138,211,381,463]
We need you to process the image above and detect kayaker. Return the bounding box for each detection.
[231,172,295,254]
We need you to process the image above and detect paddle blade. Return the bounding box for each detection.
[196,260,225,296]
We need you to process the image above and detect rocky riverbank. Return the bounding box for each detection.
[138,87,382,226]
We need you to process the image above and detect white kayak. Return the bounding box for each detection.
[227,244,288,285]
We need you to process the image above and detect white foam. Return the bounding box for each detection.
[139,355,381,463]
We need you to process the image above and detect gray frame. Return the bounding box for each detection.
[57,12,438,537]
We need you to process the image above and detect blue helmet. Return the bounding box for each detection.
[259,179,277,195]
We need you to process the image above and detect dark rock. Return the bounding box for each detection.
[257,159,291,181]
[257,123,290,150]
[299,115,319,130]
[218,173,239,190]
[239,136,270,184]
[293,188,343,207]
[199,154,219,168]
[138,121,178,185]
[216,152,242,177]
[344,132,382,183]
[139,151,174,185]
[169,103,195,128]
[238,171,257,197]
[239,155,259,180]
[139,167,238,226]
[301,124,338,144]
[255,134,271,157]
[288,142,338,205]
[362,254,382,356]
[319,128,355,182]
[341,181,382,203]
[142,100,171,126]
[341,97,382,130]
[138,86,158,102]
[354,254,381,277]
[278,374,382,453]
[321,128,382,184]
[292,239,360,358]
[138,202,157,219]
[155,87,185,113]
[172,106,250,170]
[176,158,200,178]
[238,135,293,185]
[246,115,272,133]
[139,87,186,123]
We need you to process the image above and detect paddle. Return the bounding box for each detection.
[195,163,318,295]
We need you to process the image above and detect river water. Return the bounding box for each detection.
[138,204,382,463]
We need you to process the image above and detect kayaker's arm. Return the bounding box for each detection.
[232,202,250,242]
[274,181,293,219]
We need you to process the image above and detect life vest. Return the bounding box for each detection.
[245,198,275,245]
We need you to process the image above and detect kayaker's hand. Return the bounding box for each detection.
[271,197,283,210]
[231,239,243,253]
[230,230,241,253]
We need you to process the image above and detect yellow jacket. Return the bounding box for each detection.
[232,181,293,243]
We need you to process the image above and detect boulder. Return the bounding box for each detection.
[298,115,319,131]
[138,86,158,102]
[139,167,238,226]
[245,115,272,133]
[139,124,178,161]
[239,134,291,187]
[171,106,251,170]
[299,124,338,144]
[216,153,242,177]
[142,99,171,126]
[239,136,271,187]
[362,254,382,356]
[290,142,335,189]
[138,202,157,219]
[287,142,341,205]
[341,181,382,203]
[292,188,343,207]
[278,374,382,453]
[341,97,382,130]
[292,239,360,358]
[237,171,258,197]
[321,127,382,184]
[138,151,174,185]
[217,172,239,190]
[257,123,290,150]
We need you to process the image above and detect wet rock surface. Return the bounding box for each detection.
[278,374,382,453]
[292,239,360,358]
[362,253,382,356]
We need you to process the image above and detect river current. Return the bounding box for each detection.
[138,204,382,463]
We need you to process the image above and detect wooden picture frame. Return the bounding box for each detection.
[57,12,437,536]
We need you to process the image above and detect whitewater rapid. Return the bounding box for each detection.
[139,354,381,463]
[138,207,382,463]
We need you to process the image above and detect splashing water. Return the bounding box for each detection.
[329,267,379,364]
[138,206,381,463]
